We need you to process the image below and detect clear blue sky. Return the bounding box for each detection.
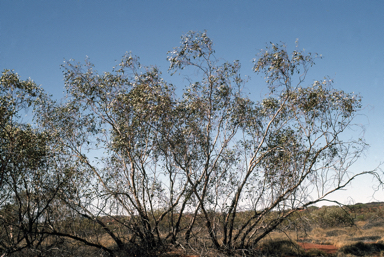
[1,0,383,205]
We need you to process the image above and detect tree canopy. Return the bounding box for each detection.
[0,31,380,256]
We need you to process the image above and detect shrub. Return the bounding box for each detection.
[338,242,384,256]
[259,240,304,256]
[314,206,354,228]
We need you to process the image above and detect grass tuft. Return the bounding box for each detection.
[338,242,384,256]
[259,240,304,256]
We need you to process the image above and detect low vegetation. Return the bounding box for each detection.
[3,202,384,256]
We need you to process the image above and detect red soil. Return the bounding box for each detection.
[298,242,338,254]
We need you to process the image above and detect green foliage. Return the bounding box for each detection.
[0,70,56,256]
[0,31,378,256]
[0,70,47,177]
[312,206,354,228]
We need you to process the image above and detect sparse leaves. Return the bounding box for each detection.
[0,31,378,256]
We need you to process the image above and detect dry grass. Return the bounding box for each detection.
[257,219,384,252]
[5,205,384,256]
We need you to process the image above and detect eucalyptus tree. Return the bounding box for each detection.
[165,31,376,250]
[37,55,193,256]
[34,30,379,255]
[0,70,66,256]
